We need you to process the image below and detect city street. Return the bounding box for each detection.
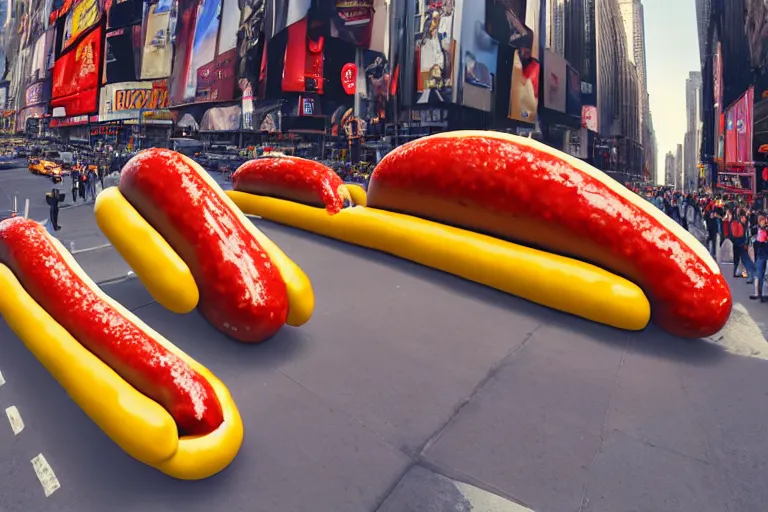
[1,163,768,512]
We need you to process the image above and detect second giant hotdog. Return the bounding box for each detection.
[0,217,243,479]
[227,155,653,331]
[95,148,314,343]
[366,131,731,338]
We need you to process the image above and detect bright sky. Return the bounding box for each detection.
[643,0,700,183]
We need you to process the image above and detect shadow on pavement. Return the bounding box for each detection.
[255,220,729,366]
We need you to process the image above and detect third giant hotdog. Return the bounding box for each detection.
[0,217,242,479]
[95,148,314,343]
[365,131,730,338]
[226,154,654,332]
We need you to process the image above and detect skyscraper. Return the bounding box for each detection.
[665,151,676,187]
[618,0,649,148]
[684,71,702,192]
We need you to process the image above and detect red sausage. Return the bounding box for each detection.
[0,217,223,435]
[233,156,348,214]
[119,149,289,343]
[367,132,731,338]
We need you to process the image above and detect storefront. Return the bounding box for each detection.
[98,80,173,149]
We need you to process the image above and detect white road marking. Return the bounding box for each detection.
[0,370,5,386]
[71,243,112,255]
[707,303,768,360]
[5,406,24,435]
[31,454,61,497]
[454,481,535,511]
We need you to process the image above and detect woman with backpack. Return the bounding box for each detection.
[730,210,755,283]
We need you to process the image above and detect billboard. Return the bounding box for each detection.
[141,0,174,79]
[566,63,581,118]
[200,105,241,130]
[582,105,597,132]
[326,0,376,48]
[485,0,532,48]
[415,0,462,105]
[724,87,754,165]
[460,0,497,112]
[714,41,723,160]
[51,25,102,116]
[183,0,223,100]
[62,0,101,51]
[543,49,566,112]
[508,0,540,122]
[270,0,311,38]
[25,82,47,106]
[99,80,170,121]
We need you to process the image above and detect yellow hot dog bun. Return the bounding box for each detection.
[227,192,652,331]
[94,187,199,315]
[0,234,244,479]
[345,183,367,206]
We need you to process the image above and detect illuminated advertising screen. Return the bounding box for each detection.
[714,42,724,160]
[99,80,170,121]
[415,0,463,105]
[25,82,48,106]
[51,25,102,116]
[141,0,174,79]
[565,64,581,118]
[327,0,376,48]
[725,87,754,165]
[169,0,239,105]
[543,49,566,112]
[460,0,496,112]
[62,0,101,50]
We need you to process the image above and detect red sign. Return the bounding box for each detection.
[52,26,102,100]
[51,26,102,117]
[341,63,357,95]
[725,87,754,165]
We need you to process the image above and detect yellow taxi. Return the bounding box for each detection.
[29,152,63,177]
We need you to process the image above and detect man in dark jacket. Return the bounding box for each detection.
[705,210,720,257]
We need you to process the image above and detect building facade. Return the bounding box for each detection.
[676,143,683,189]
[684,71,702,192]
[665,150,676,187]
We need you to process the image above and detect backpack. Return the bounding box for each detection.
[730,220,745,239]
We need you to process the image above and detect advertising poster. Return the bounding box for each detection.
[416,0,460,104]
[714,42,723,160]
[735,87,754,164]
[141,1,174,79]
[99,80,170,121]
[486,0,532,49]
[236,0,266,82]
[581,105,597,132]
[62,0,101,50]
[183,0,223,100]
[566,64,581,118]
[327,0,376,48]
[460,0,496,112]
[725,109,736,164]
[51,25,102,116]
[200,105,241,130]
[168,0,198,104]
[543,49,566,112]
[104,26,143,84]
[362,50,390,123]
[507,0,540,122]
[25,82,45,106]
[270,0,311,38]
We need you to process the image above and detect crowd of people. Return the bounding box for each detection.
[643,188,768,303]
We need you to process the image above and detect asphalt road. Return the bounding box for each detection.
[1,164,767,512]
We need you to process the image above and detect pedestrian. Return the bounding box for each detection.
[71,167,81,203]
[79,168,87,202]
[97,165,105,189]
[86,167,97,202]
[730,211,755,283]
[46,187,62,231]
[752,216,768,302]
[705,209,720,258]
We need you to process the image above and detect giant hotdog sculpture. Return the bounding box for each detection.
[0,217,243,479]
[94,148,314,342]
[227,131,732,338]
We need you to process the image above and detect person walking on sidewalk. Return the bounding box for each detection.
[46,188,63,231]
[752,216,768,302]
[730,211,755,283]
[86,167,97,202]
[71,167,81,204]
